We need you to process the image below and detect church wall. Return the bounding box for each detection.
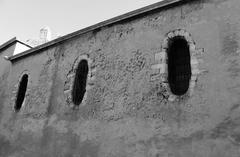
[0,44,16,123]
[1,0,240,156]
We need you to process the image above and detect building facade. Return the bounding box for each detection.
[1,0,240,156]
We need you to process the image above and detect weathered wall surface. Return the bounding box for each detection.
[0,44,16,122]
[1,0,240,156]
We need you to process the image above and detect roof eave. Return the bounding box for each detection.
[0,37,17,52]
[0,37,32,53]
[9,0,186,61]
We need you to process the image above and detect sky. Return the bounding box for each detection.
[0,0,162,45]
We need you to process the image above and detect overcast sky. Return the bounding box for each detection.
[0,0,162,45]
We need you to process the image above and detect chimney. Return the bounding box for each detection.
[39,26,52,42]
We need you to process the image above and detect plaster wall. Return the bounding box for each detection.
[0,44,15,76]
[1,0,240,157]
[0,44,16,120]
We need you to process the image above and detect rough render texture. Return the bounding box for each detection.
[1,0,240,156]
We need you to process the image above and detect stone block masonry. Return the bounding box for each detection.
[1,0,240,157]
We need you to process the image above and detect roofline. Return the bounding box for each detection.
[0,37,32,53]
[0,37,17,52]
[9,0,186,61]
[16,40,32,48]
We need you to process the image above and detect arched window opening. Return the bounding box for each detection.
[15,74,28,111]
[167,36,191,96]
[72,59,89,106]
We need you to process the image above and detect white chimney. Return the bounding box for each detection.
[39,26,52,42]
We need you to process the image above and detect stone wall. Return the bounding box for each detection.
[1,0,240,156]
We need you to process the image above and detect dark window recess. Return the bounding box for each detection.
[167,36,192,96]
[72,59,89,106]
[15,74,28,111]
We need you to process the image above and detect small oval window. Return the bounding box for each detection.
[72,59,89,106]
[15,74,28,111]
[167,36,191,96]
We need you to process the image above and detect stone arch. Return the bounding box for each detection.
[151,29,202,101]
[64,55,96,108]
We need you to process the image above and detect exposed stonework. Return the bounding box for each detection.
[1,0,240,157]
[150,29,205,101]
[64,54,96,108]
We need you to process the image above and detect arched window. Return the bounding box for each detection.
[167,36,191,96]
[72,59,89,106]
[15,74,28,111]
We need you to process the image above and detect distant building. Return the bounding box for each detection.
[39,26,52,42]
[26,26,61,47]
